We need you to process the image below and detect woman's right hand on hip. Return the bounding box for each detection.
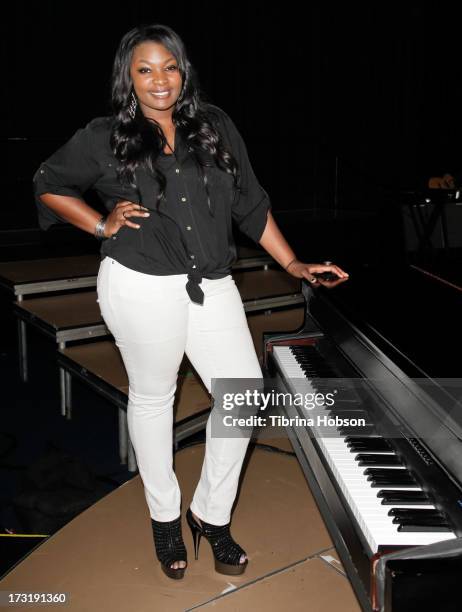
[104,200,151,237]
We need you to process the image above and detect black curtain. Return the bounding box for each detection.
[3,2,462,230]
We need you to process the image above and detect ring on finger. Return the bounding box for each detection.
[323,260,332,266]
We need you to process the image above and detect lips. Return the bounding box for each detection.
[150,90,171,98]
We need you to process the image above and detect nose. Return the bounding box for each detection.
[152,71,168,86]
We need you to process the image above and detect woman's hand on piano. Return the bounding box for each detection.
[285,260,349,286]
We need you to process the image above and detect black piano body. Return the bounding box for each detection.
[262,265,462,611]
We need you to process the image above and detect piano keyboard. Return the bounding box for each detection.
[272,345,457,553]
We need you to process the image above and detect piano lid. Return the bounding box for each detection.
[295,262,462,491]
[314,262,462,379]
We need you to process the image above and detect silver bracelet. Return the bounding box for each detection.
[94,216,108,239]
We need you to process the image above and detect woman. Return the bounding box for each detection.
[33,23,348,580]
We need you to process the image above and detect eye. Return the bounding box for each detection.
[166,65,178,71]
[138,67,150,73]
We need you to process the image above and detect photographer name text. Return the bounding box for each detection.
[223,415,366,428]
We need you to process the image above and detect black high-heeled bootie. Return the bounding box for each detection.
[186,507,248,575]
[151,515,188,579]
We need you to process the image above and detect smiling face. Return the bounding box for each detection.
[130,41,183,123]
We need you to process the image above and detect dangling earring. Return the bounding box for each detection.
[128,92,137,120]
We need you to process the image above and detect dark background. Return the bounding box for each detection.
[3,3,462,239]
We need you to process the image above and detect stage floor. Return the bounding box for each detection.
[0,433,360,611]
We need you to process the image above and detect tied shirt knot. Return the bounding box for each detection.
[186,269,204,305]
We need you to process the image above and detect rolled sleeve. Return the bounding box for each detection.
[233,183,271,244]
[33,122,102,229]
[212,107,272,244]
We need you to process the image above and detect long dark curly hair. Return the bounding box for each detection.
[110,23,240,216]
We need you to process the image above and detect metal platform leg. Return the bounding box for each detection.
[119,409,137,472]
[65,370,72,419]
[18,318,28,382]
[128,438,137,473]
[58,342,67,416]
[119,407,127,464]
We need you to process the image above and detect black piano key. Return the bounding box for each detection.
[291,347,316,353]
[338,425,377,436]
[363,468,408,477]
[389,513,446,526]
[377,490,430,504]
[370,479,416,487]
[339,431,378,439]
[349,444,393,453]
[290,348,338,377]
[370,475,415,483]
[374,484,417,489]
[388,507,439,515]
[382,498,429,505]
[367,472,414,481]
[298,366,333,372]
[330,406,369,413]
[388,508,442,517]
[291,349,324,359]
[332,420,374,430]
[369,475,417,487]
[345,436,383,443]
[300,369,334,377]
[294,363,329,370]
[293,359,329,368]
[345,436,391,450]
[398,524,453,532]
[393,516,450,527]
[296,361,321,368]
[300,372,334,379]
[355,453,402,467]
[294,359,326,366]
[392,513,447,523]
[291,352,322,359]
[328,410,370,419]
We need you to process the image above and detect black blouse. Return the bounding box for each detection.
[33,104,272,304]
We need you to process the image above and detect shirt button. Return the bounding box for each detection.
[40,169,44,174]
[175,168,180,173]
[186,226,192,230]
[190,254,195,259]
[181,197,187,202]
[192,265,197,269]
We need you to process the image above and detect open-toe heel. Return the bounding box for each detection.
[186,507,248,576]
[151,515,187,580]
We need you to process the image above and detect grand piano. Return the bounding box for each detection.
[263,264,462,612]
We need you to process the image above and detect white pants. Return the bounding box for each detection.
[96,256,263,525]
